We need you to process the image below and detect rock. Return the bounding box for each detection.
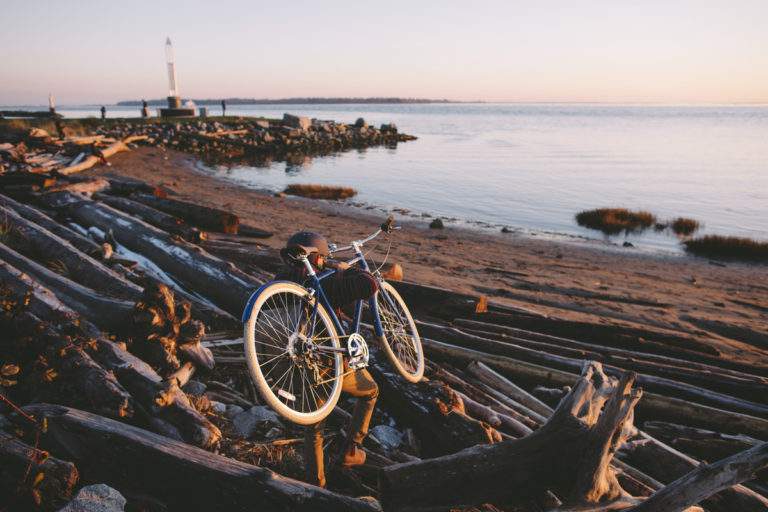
[380,123,397,133]
[283,113,311,130]
[354,118,368,129]
[182,379,207,396]
[209,401,227,414]
[254,119,270,129]
[429,218,444,229]
[231,406,283,438]
[225,404,244,419]
[370,425,403,451]
[622,241,634,248]
[28,128,51,139]
[274,191,286,198]
[57,484,126,512]
[501,226,512,233]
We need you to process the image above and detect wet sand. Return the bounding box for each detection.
[97,147,768,366]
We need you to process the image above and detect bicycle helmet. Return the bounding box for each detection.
[286,231,330,257]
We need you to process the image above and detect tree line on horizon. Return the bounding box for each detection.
[117,97,454,106]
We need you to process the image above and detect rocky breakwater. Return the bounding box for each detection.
[93,113,416,166]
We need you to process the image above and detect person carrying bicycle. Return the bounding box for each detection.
[277,231,379,488]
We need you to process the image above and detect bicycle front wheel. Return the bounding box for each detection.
[243,282,343,425]
[374,281,425,382]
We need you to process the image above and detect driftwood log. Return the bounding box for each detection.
[23,403,380,512]
[51,193,262,315]
[423,337,768,439]
[56,135,147,175]
[628,442,768,512]
[379,362,642,510]
[0,203,141,299]
[94,192,202,242]
[0,193,106,257]
[0,430,79,511]
[130,192,240,233]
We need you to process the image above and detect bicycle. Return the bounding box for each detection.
[241,218,424,425]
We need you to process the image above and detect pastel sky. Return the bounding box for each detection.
[2,0,766,105]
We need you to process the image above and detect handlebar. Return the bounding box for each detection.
[328,217,399,255]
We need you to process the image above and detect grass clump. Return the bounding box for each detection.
[670,217,701,236]
[575,208,657,235]
[283,184,357,200]
[684,235,768,262]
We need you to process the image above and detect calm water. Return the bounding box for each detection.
[9,103,768,253]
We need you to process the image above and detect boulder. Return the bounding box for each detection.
[429,218,444,229]
[370,425,403,451]
[354,118,368,129]
[57,484,126,512]
[225,404,245,419]
[231,406,283,439]
[283,114,311,130]
[182,380,207,396]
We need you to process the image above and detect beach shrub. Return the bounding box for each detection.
[575,208,657,235]
[684,235,768,262]
[670,217,701,236]
[283,184,357,200]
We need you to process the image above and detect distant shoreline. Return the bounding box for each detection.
[117,97,456,106]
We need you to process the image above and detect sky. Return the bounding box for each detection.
[2,0,767,105]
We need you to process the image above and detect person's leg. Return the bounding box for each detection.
[303,421,326,487]
[340,368,379,466]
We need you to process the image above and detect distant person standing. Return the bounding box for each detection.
[221,99,226,116]
[141,99,150,118]
[100,105,106,120]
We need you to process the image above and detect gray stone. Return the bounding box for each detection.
[370,425,403,451]
[57,484,126,512]
[354,117,368,128]
[209,400,227,414]
[182,380,206,396]
[283,113,311,130]
[380,123,397,133]
[224,404,244,419]
[232,406,283,438]
[429,218,444,229]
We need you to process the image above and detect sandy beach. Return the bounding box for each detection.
[99,146,768,368]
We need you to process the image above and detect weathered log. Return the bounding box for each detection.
[94,193,202,241]
[368,353,498,457]
[379,362,642,510]
[450,321,768,403]
[628,442,768,512]
[23,403,380,512]
[88,337,222,449]
[0,241,133,333]
[454,318,766,384]
[45,177,110,196]
[56,136,147,175]
[0,193,105,257]
[0,203,142,299]
[642,421,765,459]
[419,322,768,417]
[237,223,273,239]
[102,173,169,197]
[466,360,552,419]
[423,337,768,438]
[130,192,240,233]
[52,193,262,315]
[0,430,79,511]
[620,435,768,512]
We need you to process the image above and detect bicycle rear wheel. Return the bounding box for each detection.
[374,281,425,382]
[243,282,343,425]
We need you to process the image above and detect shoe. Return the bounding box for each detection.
[340,443,367,468]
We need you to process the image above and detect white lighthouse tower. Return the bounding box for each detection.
[160,37,195,117]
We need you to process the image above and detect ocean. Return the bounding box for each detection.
[8,103,767,253]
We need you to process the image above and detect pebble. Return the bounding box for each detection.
[182,380,207,396]
[209,401,227,414]
[225,404,245,419]
[231,406,283,438]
